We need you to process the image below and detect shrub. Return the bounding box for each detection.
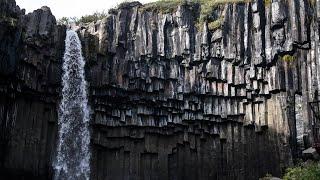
[57,17,80,25]
[283,163,320,180]
[57,17,69,25]
[78,11,108,24]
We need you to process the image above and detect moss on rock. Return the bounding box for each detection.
[282,54,295,63]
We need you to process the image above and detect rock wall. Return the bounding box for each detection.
[0,0,64,178]
[1,0,320,179]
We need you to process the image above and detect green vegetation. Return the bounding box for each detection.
[58,0,251,30]
[57,11,108,25]
[309,0,317,7]
[283,162,320,180]
[264,0,272,7]
[57,1,133,25]
[140,0,189,14]
[140,0,251,31]
[197,0,250,25]
[117,0,136,8]
[57,17,69,25]
[78,11,108,23]
[282,54,295,63]
[259,162,320,180]
[57,17,79,25]
[0,16,18,26]
[208,17,223,31]
[259,173,273,180]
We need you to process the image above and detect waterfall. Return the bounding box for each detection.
[53,30,91,180]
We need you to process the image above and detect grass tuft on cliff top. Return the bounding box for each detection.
[140,0,251,31]
[140,0,186,14]
[58,0,251,30]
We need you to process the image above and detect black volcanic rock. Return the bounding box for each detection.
[1,0,320,179]
[0,1,64,179]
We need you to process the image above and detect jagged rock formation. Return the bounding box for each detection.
[1,0,320,179]
[0,0,64,178]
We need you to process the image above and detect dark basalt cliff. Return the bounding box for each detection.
[0,0,319,179]
[0,0,64,179]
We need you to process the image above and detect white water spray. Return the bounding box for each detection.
[53,30,91,180]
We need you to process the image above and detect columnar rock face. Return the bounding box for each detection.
[0,0,64,178]
[1,0,320,179]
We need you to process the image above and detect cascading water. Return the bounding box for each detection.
[53,30,91,180]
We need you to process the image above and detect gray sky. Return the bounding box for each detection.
[15,0,156,19]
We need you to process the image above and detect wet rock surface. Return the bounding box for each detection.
[0,0,64,179]
[1,0,320,179]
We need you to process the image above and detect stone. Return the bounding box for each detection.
[1,0,320,179]
[302,147,320,160]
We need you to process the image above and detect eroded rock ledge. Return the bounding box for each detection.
[1,0,320,179]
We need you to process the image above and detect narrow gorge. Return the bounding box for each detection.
[0,0,320,179]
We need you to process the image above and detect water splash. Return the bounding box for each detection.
[53,30,91,180]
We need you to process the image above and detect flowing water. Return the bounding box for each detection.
[53,30,91,180]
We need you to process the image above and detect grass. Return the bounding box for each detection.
[139,0,195,14]
[57,0,251,30]
[140,0,251,31]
